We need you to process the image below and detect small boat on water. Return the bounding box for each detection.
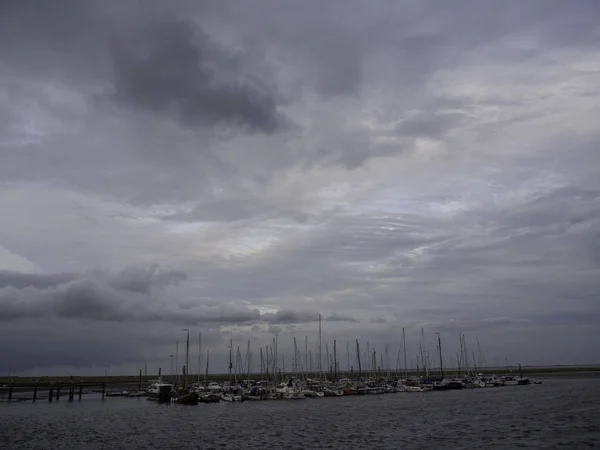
[501,376,519,386]
[105,390,128,397]
[221,393,243,402]
[172,391,199,405]
[405,385,426,393]
[322,387,344,397]
[302,389,324,398]
[433,379,463,391]
[198,393,221,403]
[357,386,384,395]
[207,382,222,393]
[146,380,175,403]
[125,390,145,398]
[283,391,305,400]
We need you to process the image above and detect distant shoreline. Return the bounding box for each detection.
[2,365,599,384]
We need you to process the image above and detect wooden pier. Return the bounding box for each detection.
[0,377,146,403]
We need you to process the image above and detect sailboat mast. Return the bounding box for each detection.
[402,327,407,378]
[420,328,428,377]
[385,344,389,379]
[304,336,308,378]
[462,334,469,374]
[333,340,337,381]
[265,346,269,379]
[346,341,350,374]
[373,350,377,378]
[436,332,444,379]
[260,348,264,376]
[275,334,279,380]
[356,340,362,379]
[247,339,251,380]
[175,341,179,384]
[198,332,202,383]
[184,328,190,389]
[318,313,322,378]
[235,346,240,384]
[228,338,233,387]
[293,337,298,378]
[204,349,209,386]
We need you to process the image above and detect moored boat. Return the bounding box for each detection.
[198,393,221,403]
[147,381,175,403]
[172,391,199,405]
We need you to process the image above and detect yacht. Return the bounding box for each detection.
[146,380,175,403]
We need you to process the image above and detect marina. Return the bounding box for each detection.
[0,371,539,405]
[1,327,552,405]
[2,377,599,450]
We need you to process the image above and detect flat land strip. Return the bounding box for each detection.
[1,365,599,385]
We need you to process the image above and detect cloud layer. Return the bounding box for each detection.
[1,0,599,374]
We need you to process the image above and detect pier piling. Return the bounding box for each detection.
[55,383,61,401]
[8,383,13,402]
[33,382,38,402]
[78,384,83,400]
[68,384,74,402]
[48,386,53,402]
[101,382,106,399]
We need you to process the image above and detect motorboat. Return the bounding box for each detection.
[146,380,175,403]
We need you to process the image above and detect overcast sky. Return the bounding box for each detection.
[1,0,599,376]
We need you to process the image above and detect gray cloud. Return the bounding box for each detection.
[0,270,76,290]
[326,313,361,324]
[1,0,600,374]
[396,110,469,139]
[109,19,289,134]
[0,268,362,328]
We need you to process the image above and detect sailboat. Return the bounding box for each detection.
[432,333,462,391]
[172,329,199,405]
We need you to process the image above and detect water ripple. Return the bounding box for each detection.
[2,378,600,449]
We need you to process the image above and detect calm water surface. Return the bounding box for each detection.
[1,378,599,449]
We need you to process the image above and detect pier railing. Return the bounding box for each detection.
[0,378,145,403]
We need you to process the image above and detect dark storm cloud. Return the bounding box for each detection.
[0,266,187,322]
[110,265,187,293]
[0,266,185,293]
[260,309,359,324]
[0,268,359,325]
[109,19,289,134]
[1,1,291,135]
[0,270,76,290]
